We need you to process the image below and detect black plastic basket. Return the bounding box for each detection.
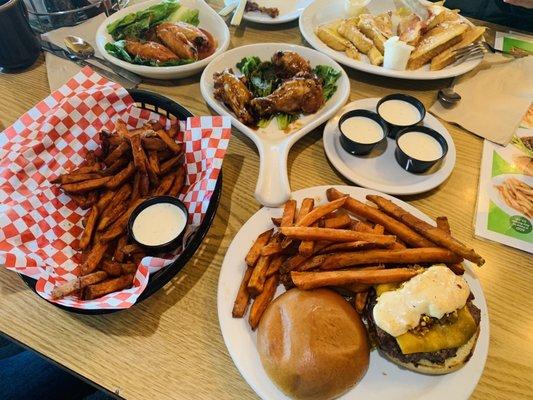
[18,89,223,314]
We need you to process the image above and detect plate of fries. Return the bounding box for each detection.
[217,185,489,399]
[299,0,485,80]
[490,174,533,220]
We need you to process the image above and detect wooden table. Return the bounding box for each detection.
[0,4,532,399]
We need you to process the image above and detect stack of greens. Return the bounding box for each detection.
[105,0,200,67]
[236,56,341,130]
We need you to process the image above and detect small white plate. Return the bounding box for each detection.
[200,43,350,206]
[225,0,314,24]
[218,185,489,400]
[95,0,230,80]
[299,0,483,80]
[489,174,533,219]
[323,98,456,195]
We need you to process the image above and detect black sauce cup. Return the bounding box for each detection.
[338,109,388,156]
[395,126,448,173]
[128,196,189,255]
[376,94,426,139]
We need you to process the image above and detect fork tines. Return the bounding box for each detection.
[452,41,489,62]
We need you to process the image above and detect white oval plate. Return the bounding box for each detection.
[224,0,314,24]
[217,185,489,400]
[323,98,456,195]
[95,0,230,80]
[299,0,483,80]
[489,174,533,219]
[200,43,350,207]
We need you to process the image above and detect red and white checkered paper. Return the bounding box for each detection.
[0,67,231,310]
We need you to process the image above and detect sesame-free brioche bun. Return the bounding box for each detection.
[257,288,369,400]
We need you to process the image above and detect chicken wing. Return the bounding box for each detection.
[250,73,324,117]
[124,40,179,64]
[271,51,312,78]
[213,69,255,126]
[155,23,198,61]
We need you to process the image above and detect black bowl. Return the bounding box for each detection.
[395,126,448,173]
[128,196,189,254]
[376,93,426,139]
[338,109,388,156]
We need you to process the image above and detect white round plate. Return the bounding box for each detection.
[299,0,483,80]
[489,174,533,219]
[323,98,456,195]
[95,0,230,80]
[218,185,489,400]
[200,43,349,207]
[225,0,314,24]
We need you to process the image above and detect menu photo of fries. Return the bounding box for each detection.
[49,119,186,301]
[232,186,485,330]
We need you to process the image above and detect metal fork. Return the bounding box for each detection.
[453,41,530,63]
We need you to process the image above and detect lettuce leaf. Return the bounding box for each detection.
[168,7,200,26]
[276,113,298,130]
[105,41,194,67]
[313,65,341,101]
[236,56,278,97]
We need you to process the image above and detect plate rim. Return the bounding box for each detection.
[323,98,456,195]
[298,0,483,80]
[217,185,489,400]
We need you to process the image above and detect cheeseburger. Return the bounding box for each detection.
[366,264,481,375]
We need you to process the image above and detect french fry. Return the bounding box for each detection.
[142,136,167,151]
[167,166,185,197]
[159,155,183,175]
[321,214,352,229]
[96,189,117,212]
[113,235,128,262]
[296,198,315,223]
[79,205,99,250]
[115,120,129,138]
[121,244,143,256]
[351,220,374,233]
[266,255,284,278]
[327,188,435,247]
[435,216,465,275]
[260,233,283,256]
[317,241,375,254]
[69,193,97,209]
[62,177,111,193]
[105,162,136,189]
[320,248,462,270]
[129,134,149,195]
[155,172,176,195]
[271,217,282,226]
[121,262,138,275]
[148,151,161,175]
[80,241,109,275]
[103,157,129,176]
[296,197,347,227]
[373,224,385,234]
[167,125,179,138]
[366,195,485,266]
[247,254,271,296]
[355,291,368,313]
[279,226,396,246]
[102,260,137,277]
[298,254,328,271]
[97,202,127,232]
[100,199,144,242]
[51,271,108,300]
[72,163,103,175]
[298,222,317,256]
[83,273,135,300]
[232,266,254,318]
[281,200,297,227]
[249,274,278,330]
[155,129,182,153]
[104,141,130,166]
[291,268,422,290]
[51,172,102,185]
[131,172,141,201]
[245,229,273,266]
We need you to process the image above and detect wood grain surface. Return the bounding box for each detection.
[0,4,532,400]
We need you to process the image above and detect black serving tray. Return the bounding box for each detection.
[18,89,223,314]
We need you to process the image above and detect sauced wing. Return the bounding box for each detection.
[155,23,198,61]
[213,69,255,125]
[124,40,178,63]
[271,51,312,78]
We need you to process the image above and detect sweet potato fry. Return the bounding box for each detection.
[148,151,161,175]
[266,255,284,278]
[373,224,385,234]
[167,125,179,138]
[366,195,485,266]
[155,129,182,153]
[159,155,183,175]
[245,229,273,266]
[73,163,103,175]
[298,254,328,271]
[279,226,396,246]
[104,141,130,166]
[105,162,136,189]
[79,206,99,250]
[296,198,315,224]
[435,216,465,275]
[83,273,134,300]
[100,199,144,242]
[95,189,116,212]
[247,254,271,296]
[155,172,176,195]
[102,260,137,277]
[97,202,127,232]
[281,200,297,227]
[168,166,185,197]
[131,172,141,201]
[260,233,283,256]
[51,172,102,185]
[271,217,282,226]
[298,222,317,256]
[355,291,368,313]
[317,241,375,254]
[51,271,108,300]
[321,214,352,229]
[297,197,347,227]
[121,244,143,256]
[113,235,128,262]
[120,263,138,275]
[115,120,129,138]
[142,136,167,151]
[249,274,278,330]
[80,241,109,275]
[320,248,462,270]
[291,268,421,290]
[232,266,254,318]
[62,177,110,193]
[68,193,96,209]
[103,157,129,176]
[327,188,435,248]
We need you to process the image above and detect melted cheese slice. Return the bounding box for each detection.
[373,265,470,337]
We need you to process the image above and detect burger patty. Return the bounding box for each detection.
[366,294,481,365]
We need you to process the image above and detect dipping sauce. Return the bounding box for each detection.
[378,99,421,126]
[132,202,186,246]
[398,131,443,161]
[341,116,384,144]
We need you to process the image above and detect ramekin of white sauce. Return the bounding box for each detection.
[376,94,426,138]
[338,109,387,156]
[394,126,448,173]
[128,196,188,252]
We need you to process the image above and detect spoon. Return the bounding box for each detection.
[437,86,461,107]
[64,36,142,86]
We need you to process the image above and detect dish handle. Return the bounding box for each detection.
[254,141,291,207]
